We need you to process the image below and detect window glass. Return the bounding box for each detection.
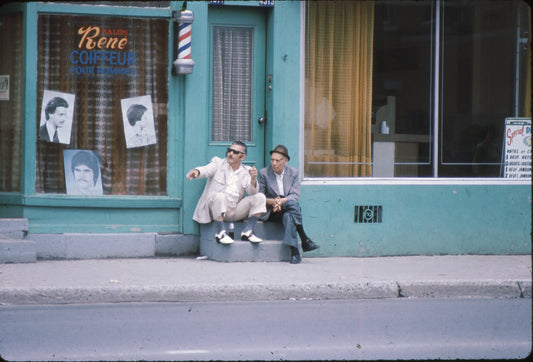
[440,0,531,177]
[305,1,374,177]
[211,26,254,142]
[36,15,169,195]
[304,0,531,179]
[372,0,433,177]
[0,13,23,192]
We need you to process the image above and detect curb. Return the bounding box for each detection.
[1,280,530,305]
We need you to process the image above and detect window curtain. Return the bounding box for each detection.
[211,26,253,142]
[36,15,168,195]
[305,1,374,177]
[0,14,23,192]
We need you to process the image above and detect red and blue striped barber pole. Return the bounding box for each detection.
[173,10,195,74]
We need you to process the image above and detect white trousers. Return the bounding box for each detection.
[208,192,266,222]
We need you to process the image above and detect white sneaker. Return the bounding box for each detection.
[215,230,234,244]
[241,230,262,243]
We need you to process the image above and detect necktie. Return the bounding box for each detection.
[53,131,59,143]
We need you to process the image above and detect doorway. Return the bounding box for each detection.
[208,6,267,168]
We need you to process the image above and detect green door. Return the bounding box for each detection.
[208,6,267,168]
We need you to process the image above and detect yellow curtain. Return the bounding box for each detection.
[305,0,374,177]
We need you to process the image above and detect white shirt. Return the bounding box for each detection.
[223,162,250,208]
[276,168,285,196]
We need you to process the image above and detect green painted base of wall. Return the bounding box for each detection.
[23,206,181,234]
[299,184,531,257]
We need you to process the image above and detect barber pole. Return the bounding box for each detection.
[173,10,195,74]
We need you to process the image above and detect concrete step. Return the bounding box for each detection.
[0,218,29,239]
[0,236,36,263]
[199,221,291,262]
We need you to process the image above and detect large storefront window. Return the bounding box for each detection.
[304,0,531,178]
[0,13,23,192]
[36,15,168,195]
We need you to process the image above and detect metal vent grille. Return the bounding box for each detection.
[354,205,383,223]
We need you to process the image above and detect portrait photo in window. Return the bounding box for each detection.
[121,95,157,149]
[39,90,75,145]
[63,149,103,195]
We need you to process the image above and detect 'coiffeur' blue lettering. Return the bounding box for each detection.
[70,50,136,66]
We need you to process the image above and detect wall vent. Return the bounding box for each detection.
[354,205,383,223]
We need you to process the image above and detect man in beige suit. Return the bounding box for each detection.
[187,141,266,245]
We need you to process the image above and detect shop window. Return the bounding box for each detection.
[304,0,531,178]
[440,0,531,177]
[36,15,168,195]
[0,13,23,192]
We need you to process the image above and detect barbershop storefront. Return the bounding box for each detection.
[0,0,530,259]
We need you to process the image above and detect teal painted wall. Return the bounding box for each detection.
[1,1,531,257]
[298,184,531,256]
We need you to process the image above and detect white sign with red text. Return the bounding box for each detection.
[503,118,531,179]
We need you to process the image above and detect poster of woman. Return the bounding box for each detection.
[39,90,75,145]
[121,95,157,149]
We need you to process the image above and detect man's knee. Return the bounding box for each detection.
[250,192,266,207]
[284,200,301,213]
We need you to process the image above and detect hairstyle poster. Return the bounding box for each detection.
[39,90,75,145]
[121,95,157,149]
[63,149,104,195]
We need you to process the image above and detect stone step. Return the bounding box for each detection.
[0,218,29,239]
[199,221,291,262]
[0,236,36,263]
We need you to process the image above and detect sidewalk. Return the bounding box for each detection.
[0,255,531,305]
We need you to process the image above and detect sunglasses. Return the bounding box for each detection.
[227,148,245,155]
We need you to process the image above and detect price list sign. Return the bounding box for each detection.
[503,118,531,179]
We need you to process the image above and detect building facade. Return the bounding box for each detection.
[0,0,531,258]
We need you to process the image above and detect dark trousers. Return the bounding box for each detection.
[268,200,303,248]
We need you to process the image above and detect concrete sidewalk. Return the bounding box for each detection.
[0,255,531,305]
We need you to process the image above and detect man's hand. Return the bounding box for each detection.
[249,166,257,187]
[249,165,257,180]
[272,196,285,212]
[187,169,199,180]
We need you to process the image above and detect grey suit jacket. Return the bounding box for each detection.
[258,165,300,220]
[39,124,51,142]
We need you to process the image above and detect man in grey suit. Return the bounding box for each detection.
[39,96,69,144]
[258,145,319,264]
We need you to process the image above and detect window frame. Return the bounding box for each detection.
[299,0,531,185]
[20,2,183,208]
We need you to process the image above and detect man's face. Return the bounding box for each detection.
[226,144,246,169]
[136,111,149,130]
[270,152,288,175]
[49,106,68,129]
[74,164,94,191]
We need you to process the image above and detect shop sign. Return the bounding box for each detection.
[503,117,531,179]
[69,25,135,76]
[0,75,8,101]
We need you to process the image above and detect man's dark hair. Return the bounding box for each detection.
[232,140,247,154]
[71,151,100,185]
[45,97,69,120]
[127,104,148,126]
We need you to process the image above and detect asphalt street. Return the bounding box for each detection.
[1,298,530,361]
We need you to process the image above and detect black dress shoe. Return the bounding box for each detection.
[290,253,301,264]
[302,239,320,252]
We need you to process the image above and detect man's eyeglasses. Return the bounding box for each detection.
[227,148,245,155]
